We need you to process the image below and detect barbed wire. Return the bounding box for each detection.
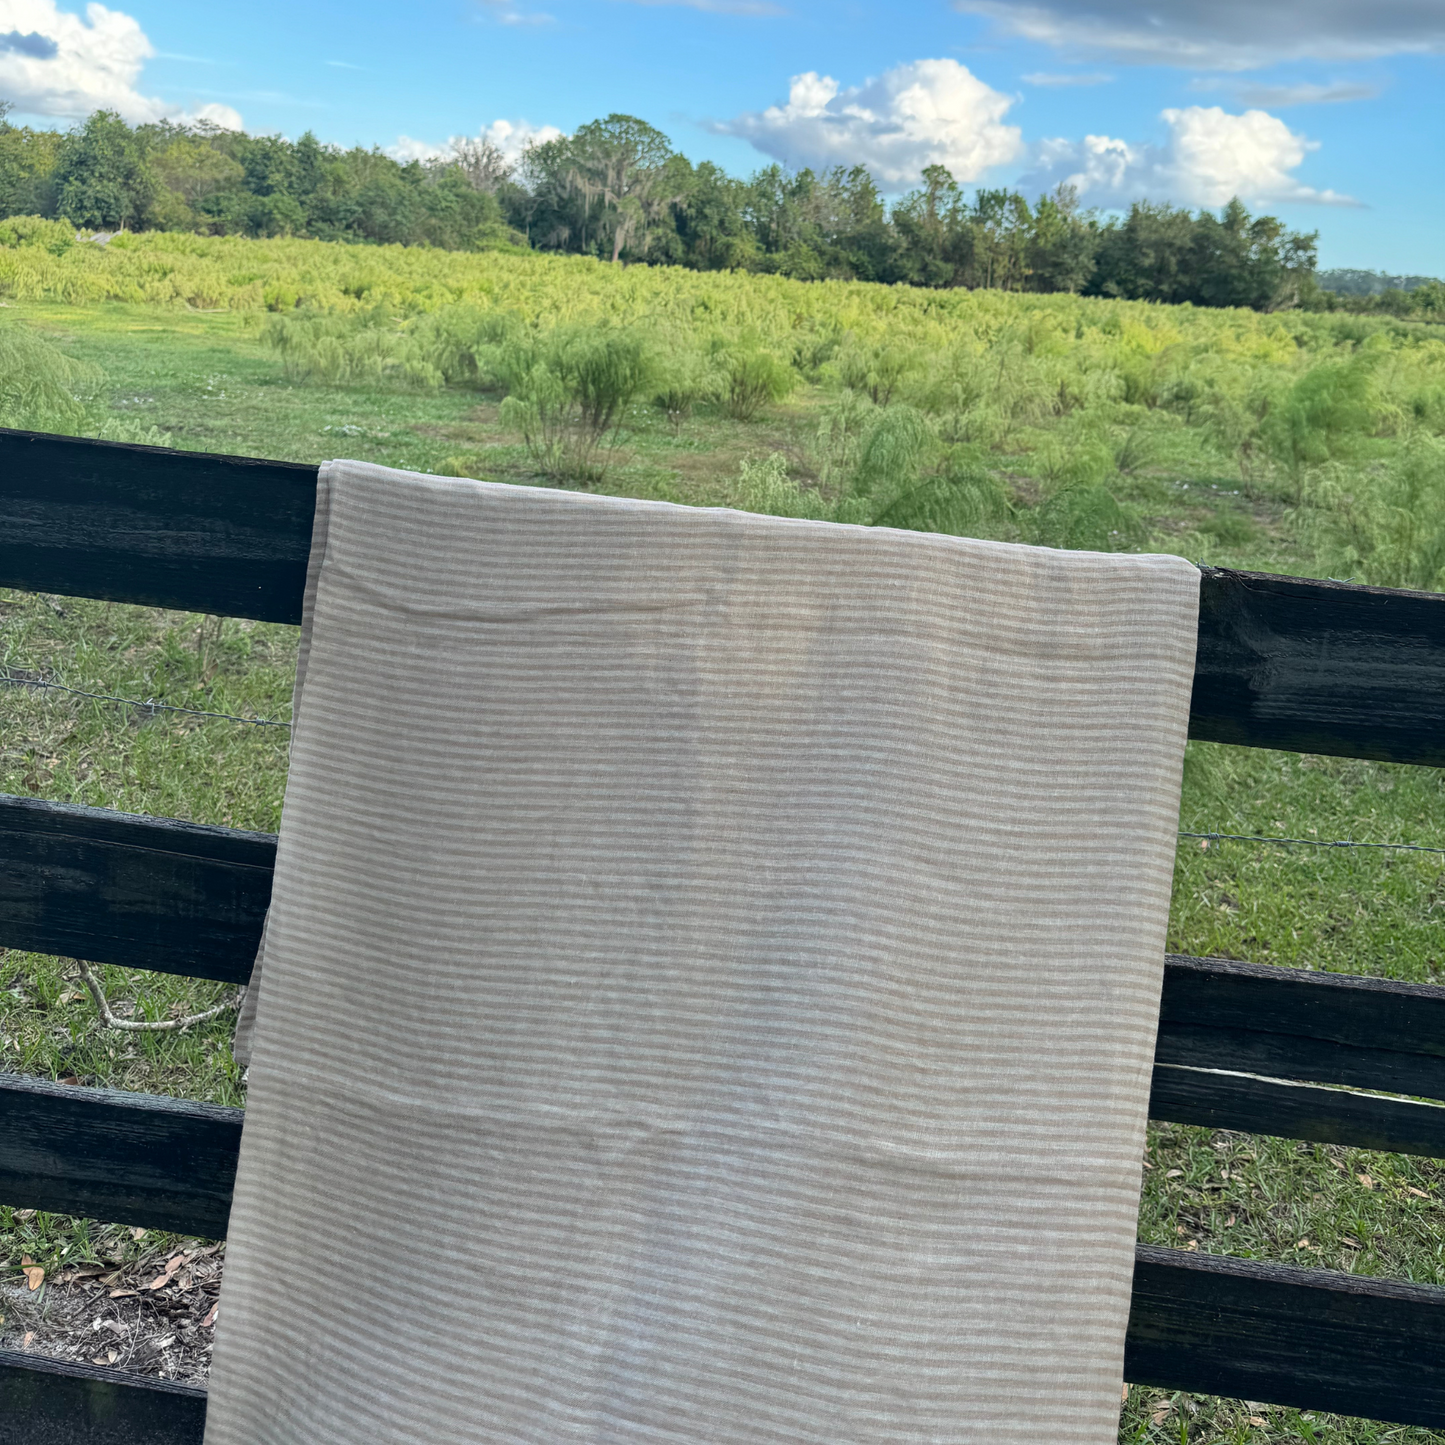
[0,671,292,728]
[1180,831,1445,858]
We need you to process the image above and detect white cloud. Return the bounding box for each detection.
[1224,80,1380,107]
[389,117,565,165]
[1023,105,1359,208]
[720,59,1023,188]
[189,101,242,130]
[0,0,242,126]
[1022,71,1113,87]
[955,0,1445,70]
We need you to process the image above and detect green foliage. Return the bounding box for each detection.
[497,325,657,481]
[1025,481,1143,551]
[837,339,918,406]
[709,333,796,420]
[0,102,1340,308]
[0,214,72,254]
[850,403,935,497]
[1260,359,1379,500]
[261,308,442,388]
[0,316,91,429]
[0,111,62,219]
[735,452,834,520]
[1303,440,1445,591]
[521,113,682,264]
[651,340,713,435]
[54,110,158,231]
[1090,196,1317,311]
[868,455,1013,538]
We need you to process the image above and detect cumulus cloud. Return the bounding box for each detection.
[0,0,241,126]
[390,117,565,166]
[0,29,58,59]
[956,0,1445,70]
[720,59,1023,188]
[1023,105,1359,208]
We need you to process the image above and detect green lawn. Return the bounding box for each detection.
[2,300,1443,1442]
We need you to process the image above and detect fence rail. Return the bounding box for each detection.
[4,427,1445,765]
[5,426,1445,1433]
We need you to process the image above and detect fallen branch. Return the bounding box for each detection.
[74,962,243,1032]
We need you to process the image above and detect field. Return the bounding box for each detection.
[2,236,1445,1441]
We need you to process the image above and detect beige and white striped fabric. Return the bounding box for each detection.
[211,460,1200,1445]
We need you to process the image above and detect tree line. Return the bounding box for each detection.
[0,103,1355,312]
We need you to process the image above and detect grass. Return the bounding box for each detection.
[0,296,1443,1441]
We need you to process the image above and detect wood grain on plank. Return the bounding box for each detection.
[0,427,315,624]
[1156,953,1445,1100]
[1149,1063,1445,1158]
[5,1245,1444,1435]
[5,1049,1445,1251]
[1192,566,1445,765]
[5,433,1445,761]
[8,796,1445,1104]
[0,793,271,985]
[1126,1244,1445,1427]
[0,1349,206,1445]
[0,1073,240,1239]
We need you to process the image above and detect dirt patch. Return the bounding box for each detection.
[2,1241,223,1385]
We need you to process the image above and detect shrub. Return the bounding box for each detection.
[709,333,795,421]
[0,318,92,429]
[837,340,918,406]
[498,326,657,482]
[869,456,1012,538]
[0,215,74,254]
[735,452,834,520]
[652,342,713,436]
[1303,441,1445,592]
[260,308,442,388]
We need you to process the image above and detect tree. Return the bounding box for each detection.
[0,103,64,218]
[54,110,157,230]
[450,136,512,193]
[146,128,245,230]
[891,166,972,288]
[673,160,759,271]
[1090,198,1316,311]
[566,114,681,263]
[1024,186,1097,294]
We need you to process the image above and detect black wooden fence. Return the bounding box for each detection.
[4,426,1445,1440]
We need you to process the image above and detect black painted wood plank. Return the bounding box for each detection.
[1157,953,1445,1101]
[1191,566,1445,765]
[1149,1063,1445,1157]
[10,796,1445,1109]
[0,1073,241,1238]
[1126,1244,1445,1426]
[5,1246,1444,1436]
[4,432,1445,762]
[0,1350,206,1445]
[0,793,271,985]
[0,427,316,624]
[5,1053,1444,1253]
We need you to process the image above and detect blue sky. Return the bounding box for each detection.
[2,0,1442,272]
